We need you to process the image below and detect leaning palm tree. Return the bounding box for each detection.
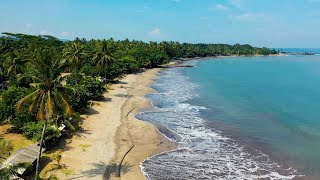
[62,42,87,74]
[93,40,115,78]
[16,48,73,180]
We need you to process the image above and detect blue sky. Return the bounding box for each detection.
[0,0,320,48]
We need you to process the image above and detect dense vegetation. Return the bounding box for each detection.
[0,32,277,178]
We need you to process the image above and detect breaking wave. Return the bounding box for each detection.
[136,66,301,179]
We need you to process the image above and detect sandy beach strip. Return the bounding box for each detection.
[110,68,176,180]
[44,68,176,180]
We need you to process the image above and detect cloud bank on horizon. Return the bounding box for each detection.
[0,0,319,48]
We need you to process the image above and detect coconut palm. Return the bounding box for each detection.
[62,42,87,73]
[4,50,26,78]
[0,162,31,180]
[16,48,73,180]
[93,40,115,78]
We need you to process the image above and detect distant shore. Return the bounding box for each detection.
[178,53,288,61]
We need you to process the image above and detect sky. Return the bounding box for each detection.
[0,0,320,48]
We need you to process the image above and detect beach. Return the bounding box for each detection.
[46,68,176,180]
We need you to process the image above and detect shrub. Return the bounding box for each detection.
[21,122,60,142]
[66,75,105,100]
[80,64,100,77]
[0,138,13,160]
[0,103,6,122]
[79,76,105,99]
[117,56,140,73]
[11,109,36,129]
[0,87,28,121]
[65,84,91,112]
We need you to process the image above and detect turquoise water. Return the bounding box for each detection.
[184,56,320,176]
[139,55,320,179]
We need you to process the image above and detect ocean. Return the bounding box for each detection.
[137,55,320,179]
[275,48,320,55]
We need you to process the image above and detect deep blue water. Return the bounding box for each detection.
[138,55,320,179]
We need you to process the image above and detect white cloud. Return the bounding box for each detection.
[149,28,161,36]
[215,4,229,10]
[40,30,47,34]
[61,32,70,37]
[25,23,32,28]
[40,30,54,36]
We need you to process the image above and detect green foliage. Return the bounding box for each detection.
[0,138,13,161]
[51,150,63,167]
[21,122,60,142]
[11,109,36,129]
[0,162,32,180]
[64,75,105,111]
[63,42,87,73]
[65,84,91,111]
[0,87,28,121]
[117,56,140,73]
[66,75,105,99]
[0,32,278,149]
[81,77,105,99]
[80,63,100,76]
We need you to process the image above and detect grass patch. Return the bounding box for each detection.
[79,144,91,152]
[0,124,32,153]
[62,169,75,177]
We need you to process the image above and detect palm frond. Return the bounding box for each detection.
[55,90,73,117]
[46,90,55,119]
[29,83,45,88]
[16,90,41,111]
[28,91,42,113]
[37,93,46,120]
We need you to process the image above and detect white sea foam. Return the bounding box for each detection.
[136,67,301,179]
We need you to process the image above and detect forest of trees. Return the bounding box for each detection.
[0,32,277,178]
[0,33,278,83]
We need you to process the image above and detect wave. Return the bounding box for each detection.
[136,67,302,179]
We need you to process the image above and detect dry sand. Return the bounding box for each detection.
[46,69,176,180]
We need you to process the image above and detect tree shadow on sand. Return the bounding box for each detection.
[104,162,133,179]
[64,161,132,180]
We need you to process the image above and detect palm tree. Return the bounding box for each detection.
[16,48,73,180]
[4,50,26,78]
[62,42,86,73]
[93,40,115,78]
[0,162,31,180]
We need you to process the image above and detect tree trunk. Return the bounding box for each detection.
[35,119,48,180]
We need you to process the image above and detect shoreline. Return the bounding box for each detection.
[110,68,177,180]
[44,68,176,179]
[178,53,288,61]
